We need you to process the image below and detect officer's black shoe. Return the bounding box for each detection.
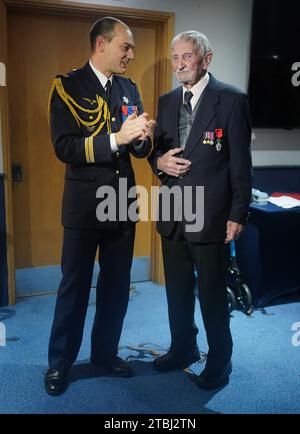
[91,356,133,378]
[195,361,232,390]
[44,368,68,396]
[153,349,200,372]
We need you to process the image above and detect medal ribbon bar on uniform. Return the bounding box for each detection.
[121,105,138,122]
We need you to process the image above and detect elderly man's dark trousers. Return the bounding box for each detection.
[161,223,232,371]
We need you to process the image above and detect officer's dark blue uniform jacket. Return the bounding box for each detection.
[49,62,151,229]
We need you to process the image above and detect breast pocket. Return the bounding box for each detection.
[197,144,220,155]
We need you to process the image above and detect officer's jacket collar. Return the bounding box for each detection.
[78,62,124,114]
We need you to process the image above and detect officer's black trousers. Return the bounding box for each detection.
[48,225,135,371]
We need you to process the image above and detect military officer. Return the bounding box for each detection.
[45,16,156,396]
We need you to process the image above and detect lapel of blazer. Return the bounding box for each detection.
[167,87,182,149]
[183,74,220,159]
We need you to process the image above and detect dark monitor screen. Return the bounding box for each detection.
[248,0,300,128]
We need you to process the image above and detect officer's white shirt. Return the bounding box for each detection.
[89,59,118,152]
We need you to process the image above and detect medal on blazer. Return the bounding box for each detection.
[121,105,138,122]
[203,131,214,145]
[215,128,223,151]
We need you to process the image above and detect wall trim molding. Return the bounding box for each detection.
[4,0,173,20]
[16,256,151,297]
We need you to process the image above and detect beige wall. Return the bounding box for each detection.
[1,0,300,168]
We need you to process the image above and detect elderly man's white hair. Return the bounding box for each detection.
[171,31,213,57]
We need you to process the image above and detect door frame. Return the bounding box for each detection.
[2,0,173,304]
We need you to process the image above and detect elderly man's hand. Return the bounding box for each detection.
[225,220,244,243]
[157,148,191,177]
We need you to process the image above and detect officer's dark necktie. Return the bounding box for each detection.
[184,90,193,116]
[105,79,112,105]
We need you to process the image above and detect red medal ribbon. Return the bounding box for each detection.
[215,128,223,138]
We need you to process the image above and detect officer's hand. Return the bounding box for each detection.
[143,119,157,138]
[136,117,157,141]
[116,113,150,145]
[157,148,191,177]
[225,220,244,243]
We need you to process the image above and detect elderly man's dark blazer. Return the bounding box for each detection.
[148,74,252,243]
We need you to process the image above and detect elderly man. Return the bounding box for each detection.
[148,30,252,390]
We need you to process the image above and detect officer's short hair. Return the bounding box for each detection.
[90,17,127,51]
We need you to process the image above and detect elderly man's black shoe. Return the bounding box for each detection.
[195,362,232,390]
[91,356,132,378]
[44,368,68,396]
[153,350,200,371]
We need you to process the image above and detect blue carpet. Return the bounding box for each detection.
[0,282,299,414]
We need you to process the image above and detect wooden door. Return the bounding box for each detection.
[7,11,158,294]
[0,0,15,304]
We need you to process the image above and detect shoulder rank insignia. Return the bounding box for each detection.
[55,73,69,79]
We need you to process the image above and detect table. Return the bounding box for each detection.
[235,202,300,307]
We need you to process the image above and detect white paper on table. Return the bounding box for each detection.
[268,196,300,209]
